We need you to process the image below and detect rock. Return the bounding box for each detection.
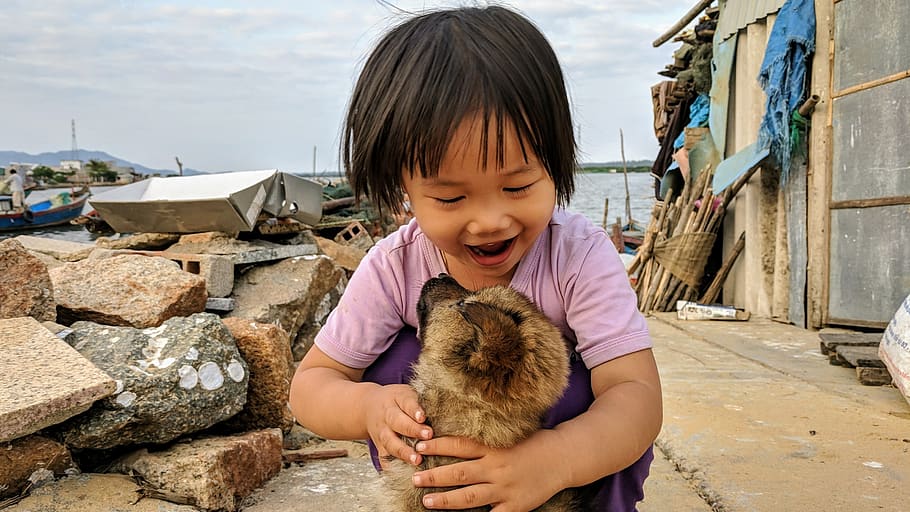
[0,317,116,443]
[315,235,365,273]
[174,231,239,245]
[281,424,323,451]
[49,254,207,328]
[87,250,235,298]
[3,473,200,512]
[272,230,318,247]
[165,236,317,265]
[220,318,295,433]
[0,435,77,499]
[26,250,64,270]
[11,235,94,262]
[52,313,248,450]
[0,239,56,322]
[228,255,346,360]
[111,429,282,512]
[205,297,235,312]
[95,232,181,250]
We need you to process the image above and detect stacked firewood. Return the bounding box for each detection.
[628,164,755,313]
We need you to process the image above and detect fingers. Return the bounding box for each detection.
[368,384,433,466]
[415,435,486,459]
[394,387,429,427]
[419,482,496,510]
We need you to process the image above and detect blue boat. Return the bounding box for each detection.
[0,189,91,232]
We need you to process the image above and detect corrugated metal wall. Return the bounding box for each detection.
[716,0,787,43]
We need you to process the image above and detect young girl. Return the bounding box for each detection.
[289,5,662,511]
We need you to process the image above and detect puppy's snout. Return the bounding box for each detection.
[420,274,469,307]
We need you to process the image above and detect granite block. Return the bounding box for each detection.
[0,317,116,442]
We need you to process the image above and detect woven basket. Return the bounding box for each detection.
[652,231,716,288]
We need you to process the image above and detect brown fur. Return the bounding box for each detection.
[380,275,585,511]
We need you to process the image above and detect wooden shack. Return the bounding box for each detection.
[655,0,909,329]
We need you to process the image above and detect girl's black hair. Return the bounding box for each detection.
[342,5,576,214]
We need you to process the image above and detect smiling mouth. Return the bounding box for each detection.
[467,237,515,257]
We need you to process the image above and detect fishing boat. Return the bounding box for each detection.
[88,169,323,234]
[0,187,91,232]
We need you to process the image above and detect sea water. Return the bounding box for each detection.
[0,172,656,244]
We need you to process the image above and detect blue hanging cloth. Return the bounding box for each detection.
[756,0,815,183]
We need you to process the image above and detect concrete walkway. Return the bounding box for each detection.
[646,313,908,511]
[247,314,909,511]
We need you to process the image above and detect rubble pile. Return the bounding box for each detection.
[0,220,378,511]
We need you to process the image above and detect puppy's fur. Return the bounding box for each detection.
[380,275,586,511]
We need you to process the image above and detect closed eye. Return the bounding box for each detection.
[504,184,533,195]
[433,196,464,205]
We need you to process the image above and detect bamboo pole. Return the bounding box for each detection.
[620,129,632,225]
[652,0,715,47]
[700,231,746,304]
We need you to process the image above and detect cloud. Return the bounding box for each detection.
[1,0,698,171]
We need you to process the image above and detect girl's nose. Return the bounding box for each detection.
[465,204,512,235]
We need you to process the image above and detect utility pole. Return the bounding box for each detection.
[71,119,79,162]
[312,145,317,177]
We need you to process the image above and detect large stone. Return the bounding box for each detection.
[52,313,248,450]
[111,429,282,512]
[88,250,235,298]
[12,235,94,262]
[228,255,346,360]
[0,435,77,499]
[95,232,181,250]
[165,236,317,265]
[0,239,56,322]
[315,235,365,273]
[221,318,295,433]
[3,473,200,512]
[49,254,207,328]
[0,317,116,443]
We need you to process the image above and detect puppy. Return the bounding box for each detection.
[380,274,586,511]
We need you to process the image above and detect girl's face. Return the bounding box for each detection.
[403,116,557,290]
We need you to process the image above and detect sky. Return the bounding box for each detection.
[1,0,699,173]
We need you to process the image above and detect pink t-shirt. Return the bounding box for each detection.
[315,208,651,370]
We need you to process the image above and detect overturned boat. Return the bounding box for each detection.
[89,169,323,234]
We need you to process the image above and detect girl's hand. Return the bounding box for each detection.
[411,433,566,511]
[364,383,434,467]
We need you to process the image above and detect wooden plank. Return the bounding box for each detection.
[807,0,833,329]
[818,332,883,354]
[283,448,349,463]
[835,346,885,369]
[855,367,893,386]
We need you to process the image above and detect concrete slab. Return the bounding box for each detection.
[12,235,95,262]
[650,313,909,511]
[224,243,318,265]
[0,317,117,442]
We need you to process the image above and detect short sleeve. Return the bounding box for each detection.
[555,217,651,368]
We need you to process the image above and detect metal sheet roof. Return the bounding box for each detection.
[716,0,787,42]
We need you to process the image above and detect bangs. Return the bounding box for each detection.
[343,6,576,214]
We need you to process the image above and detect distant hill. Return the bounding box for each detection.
[580,160,653,169]
[0,149,207,176]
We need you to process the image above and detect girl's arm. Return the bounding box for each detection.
[289,345,433,465]
[411,348,662,510]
